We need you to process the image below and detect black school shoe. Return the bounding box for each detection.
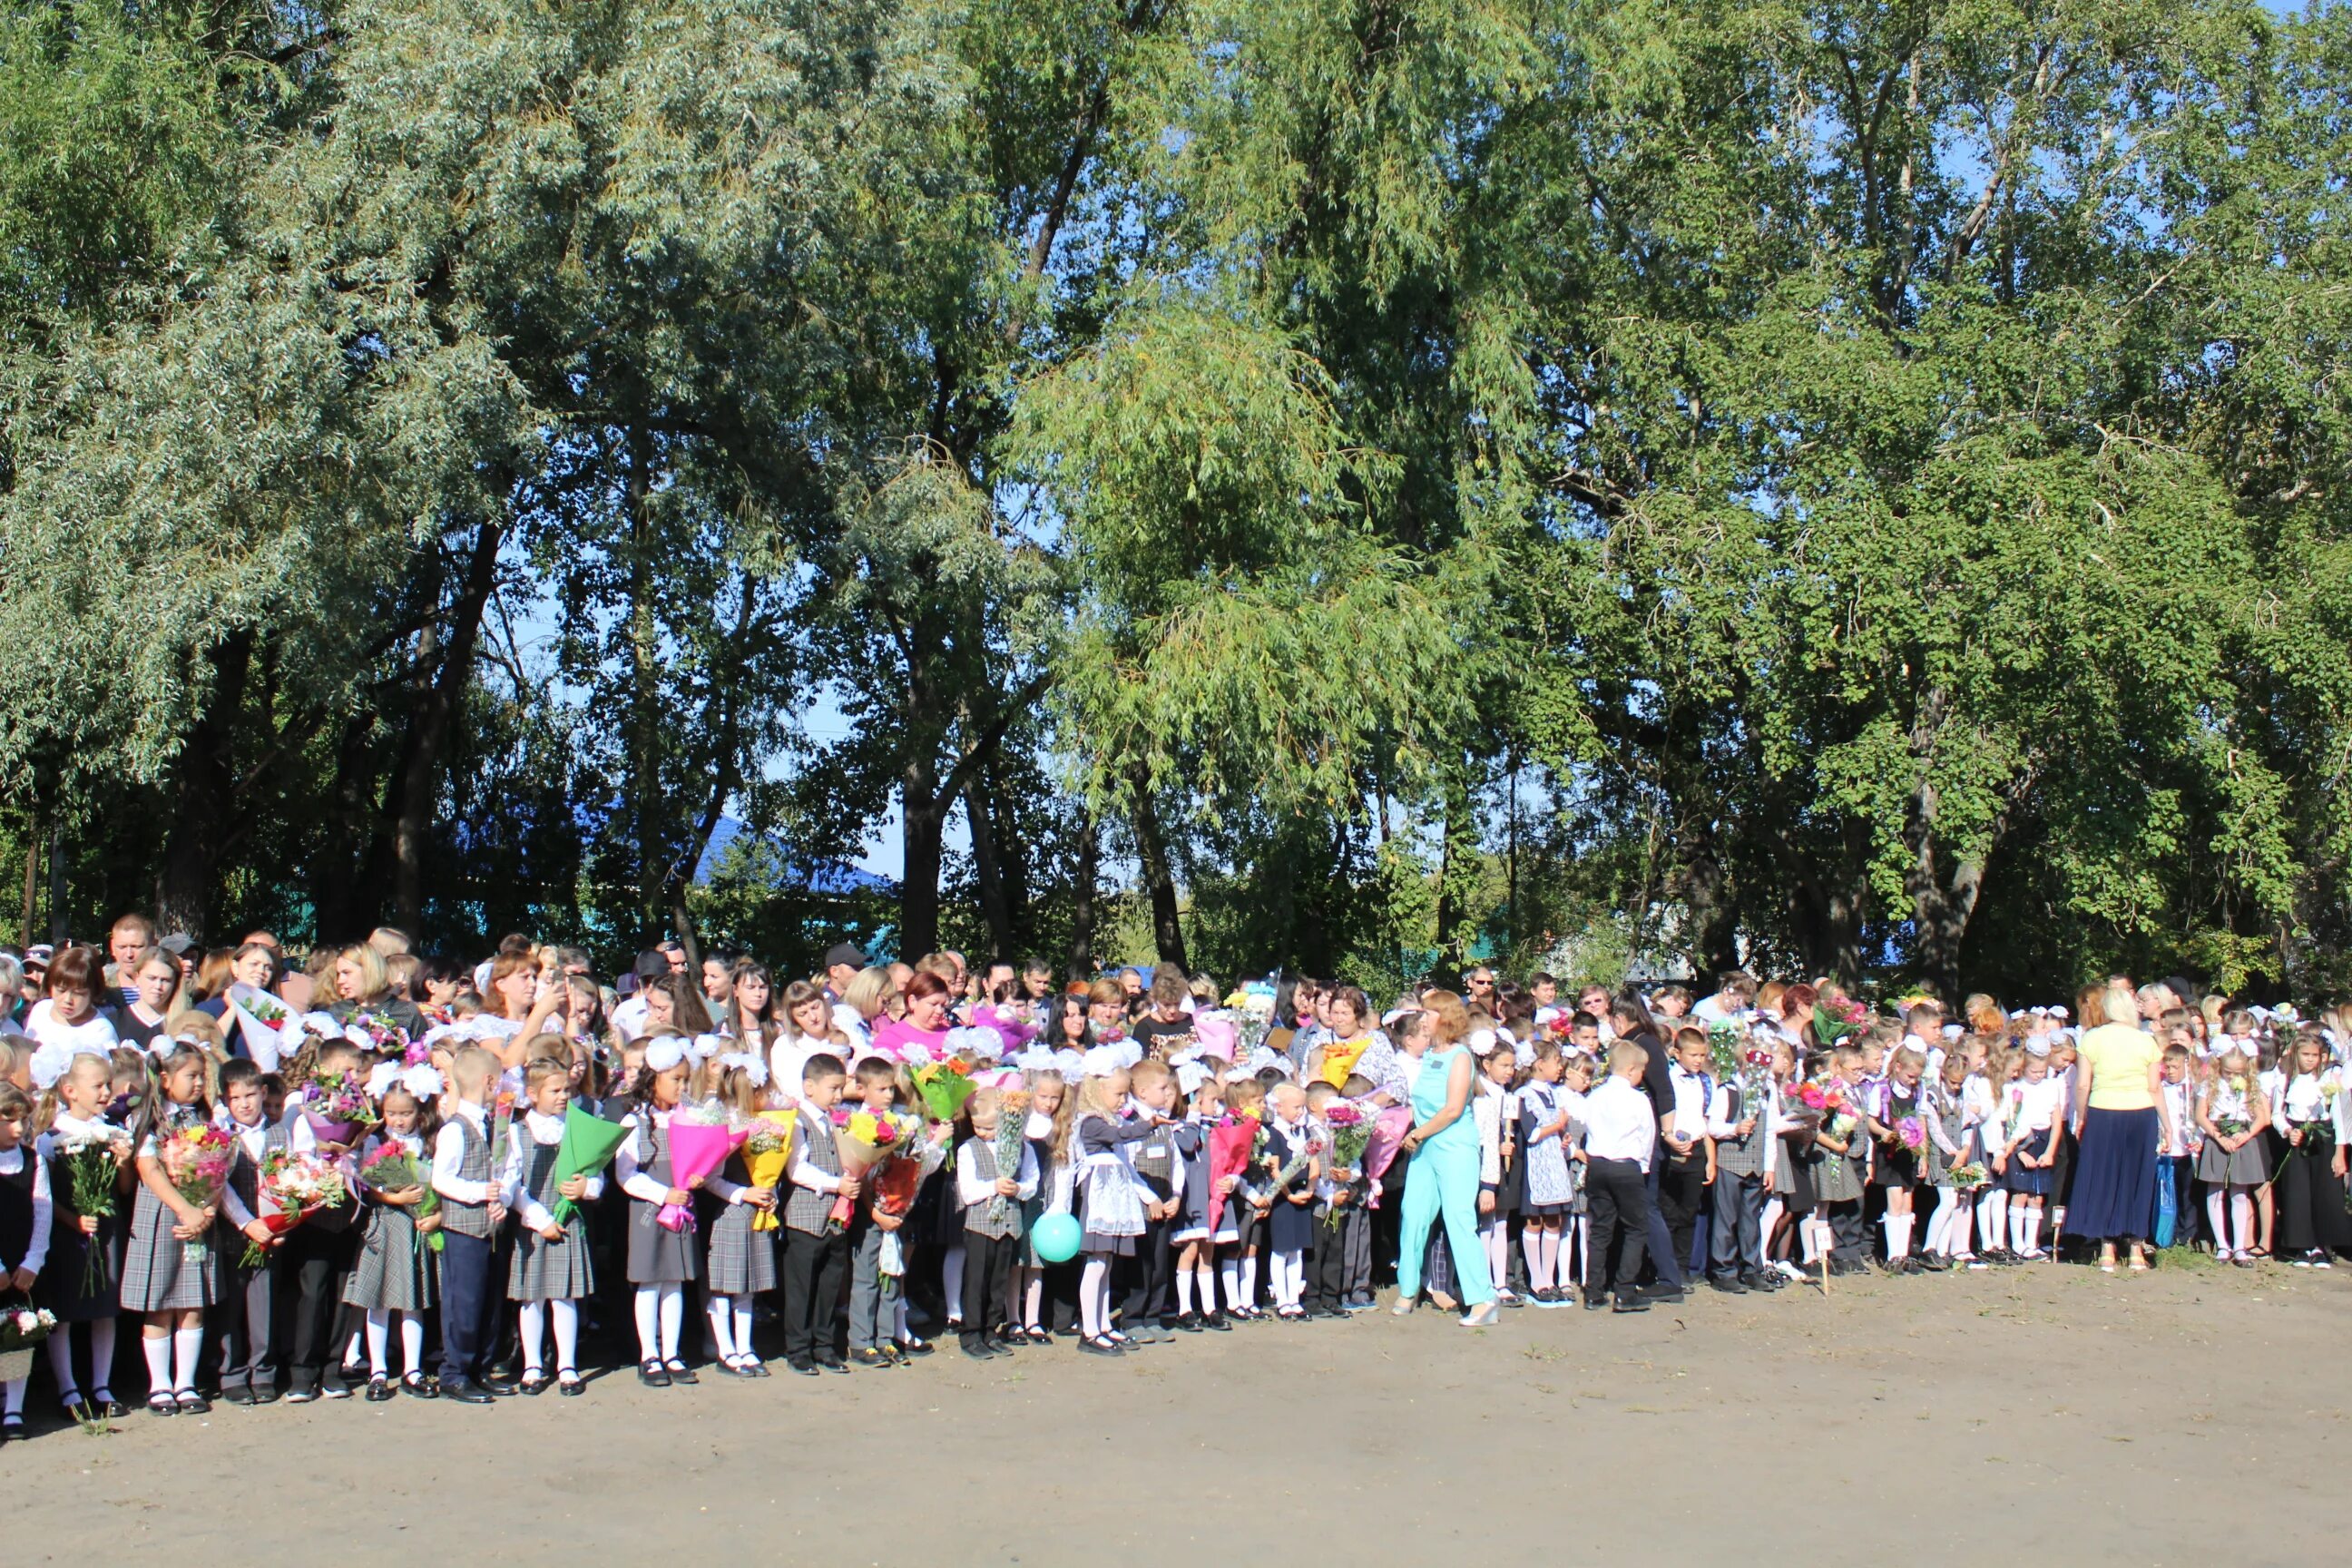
[636,1360,672,1388]
[1708,1276,1748,1295]
[960,1337,998,1360]
[1200,1311,1232,1332]
[786,1358,819,1377]
[1175,1311,1204,1333]
[1611,1294,1651,1313]
[441,1379,495,1406]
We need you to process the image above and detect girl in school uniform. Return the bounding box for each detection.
[1996,1043,2066,1259]
[505,1057,603,1395]
[613,1037,700,1386]
[1221,1076,1271,1319]
[1014,1068,1077,1343]
[0,1082,51,1442]
[1169,1071,1226,1329]
[1472,1045,1519,1305]
[117,1045,216,1416]
[1868,1047,1927,1272]
[2266,1035,2345,1267]
[1073,1057,1152,1354]
[695,1053,779,1377]
[1258,1082,1320,1320]
[2197,1046,2270,1265]
[1516,1042,1577,1305]
[347,1080,440,1398]
[34,1050,132,1418]
[1921,1051,1976,1268]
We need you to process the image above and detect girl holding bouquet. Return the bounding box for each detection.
[118,1046,218,1415]
[694,1054,778,1377]
[2267,1035,2347,1266]
[613,1038,701,1386]
[33,1052,131,1419]
[1922,1051,1978,1268]
[1171,1073,1232,1331]
[2196,1047,2269,1264]
[0,1081,53,1440]
[1868,1048,1927,1272]
[1016,1069,1077,1343]
[348,1082,439,1398]
[505,1058,603,1394]
[1074,1058,1155,1354]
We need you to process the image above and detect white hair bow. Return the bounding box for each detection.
[365,1062,404,1100]
[685,1034,724,1064]
[716,1052,769,1088]
[399,1064,446,1102]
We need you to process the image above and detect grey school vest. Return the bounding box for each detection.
[1714,1084,1766,1179]
[961,1140,1020,1240]
[437,1114,496,1238]
[783,1112,842,1236]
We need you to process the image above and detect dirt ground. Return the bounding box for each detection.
[10,1256,2341,1565]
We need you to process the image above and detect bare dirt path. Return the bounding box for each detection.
[13,1260,2339,1566]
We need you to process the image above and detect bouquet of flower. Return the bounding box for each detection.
[347,1012,410,1056]
[1206,1111,1263,1231]
[909,1057,978,1124]
[869,1153,923,1220]
[986,1088,1033,1227]
[660,1102,748,1234]
[0,1298,57,1383]
[1948,1162,1989,1191]
[299,1069,379,1146]
[1359,1103,1416,1208]
[56,1126,124,1295]
[744,1110,797,1232]
[547,1105,632,1225]
[1263,1125,1321,1199]
[1895,1116,1926,1153]
[242,1149,348,1266]
[1813,991,1869,1048]
[1321,1102,1373,1227]
[161,1123,236,1262]
[358,1145,424,1196]
[829,1106,920,1229]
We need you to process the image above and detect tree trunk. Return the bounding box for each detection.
[392,514,505,933]
[625,419,663,940]
[156,631,252,944]
[1128,771,1187,972]
[1067,804,1099,980]
[45,817,67,944]
[898,757,946,963]
[964,775,1014,965]
[21,812,39,948]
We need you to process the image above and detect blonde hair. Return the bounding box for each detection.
[336,944,391,1005]
[841,967,895,1024]
[1024,1069,1076,1162]
[1606,1041,1647,1077]
[449,1045,499,1097]
[1077,1073,1126,1119]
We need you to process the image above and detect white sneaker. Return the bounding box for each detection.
[1774,1260,1806,1282]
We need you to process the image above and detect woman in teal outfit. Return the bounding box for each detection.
[1390,992,1499,1326]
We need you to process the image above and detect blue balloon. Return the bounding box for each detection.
[1032,1210,1082,1264]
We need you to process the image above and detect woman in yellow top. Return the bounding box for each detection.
[2067,981,2172,1274]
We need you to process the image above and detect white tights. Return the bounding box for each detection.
[2206,1186,2256,1255]
[1080,1258,1113,1338]
[703,1293,756,1364]
[1267,1248,1303,1309]
[365,1309,429,1377]
[516,1299,582,1374]
[632,1284,684,1363]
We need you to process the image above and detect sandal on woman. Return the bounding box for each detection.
[1458,1302,1502,1328]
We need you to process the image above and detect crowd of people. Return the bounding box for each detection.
[0,912,2345,1445]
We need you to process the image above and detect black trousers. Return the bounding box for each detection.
[1824,1198,1867,1264]
[1709,1171,1767,1280]
[209,1250,275,1392]
[280,1221,359,1386]
[1117,1215,1174,1327]
[1658,1152,1708,1282]
[1639,1158,1685,1288]
[961,1230,1015,1338]
[436,1230,496,1386]
[1586,1157,1651,1300]
[781,1227,848,1364]
[1305,1209,1345,1312]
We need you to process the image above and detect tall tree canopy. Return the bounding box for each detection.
[1,0,2346,999]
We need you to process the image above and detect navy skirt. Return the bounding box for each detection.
[2067,1108,2159,1241]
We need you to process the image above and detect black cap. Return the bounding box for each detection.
[824,942,867,970]
[632,950,668,982]
[158,933,197,956]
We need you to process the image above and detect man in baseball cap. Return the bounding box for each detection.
[823,943,867,999]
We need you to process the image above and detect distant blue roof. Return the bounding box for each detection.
[694,817,894,895]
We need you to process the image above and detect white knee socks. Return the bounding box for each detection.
[551,1299,580,1371]
[142,1331,172,1397]
[1175,1271,1194,1316]
[172,1327,202,1393]
[1977,1189,2006,1252]
[47,1331,82,1401]
[1483,1222,1509,1288]
[704,1296,736,1363]
[1269,1249,1303,1308]
[1219,1257,1242,1312]
[942,1242,966,1325]
[2,1376,23,1416]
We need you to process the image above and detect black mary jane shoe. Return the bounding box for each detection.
[366,1376,396,1403]
[637,1360,672,1388]
[0,1415,24,1444]
[147,1394,179,1418]
[1024,1326,1053,1345]
[1078,1334,1125,1357]
[93,1393,132,1420]
[519,1371,553,1396]
[664,1360,699,1386]
[557,1370,584,1396]
[401,1372,438,1400]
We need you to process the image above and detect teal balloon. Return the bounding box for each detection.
[1032,1211,1082,1264]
